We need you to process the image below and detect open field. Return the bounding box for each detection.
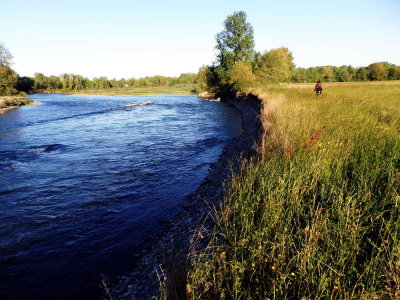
[281,80,400,89]
[63,84,196,96]
[187,81,400,299]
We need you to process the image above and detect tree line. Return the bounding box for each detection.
[20,72,198,93]
[196,11,400,94]
[1,18,400,97]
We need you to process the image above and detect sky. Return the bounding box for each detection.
[1,0,399,79]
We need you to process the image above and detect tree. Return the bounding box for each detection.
[0,42,13,67]
[216,11,255,71]
[0,66,18,95]
[227,61,255,90]
[16,76,35,93]
[368,62,388,81]
[355,67,368,81]
[256,47,294,82]
[336,66,352,82]
[388,66,400,80]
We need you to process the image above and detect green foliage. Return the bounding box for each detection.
[16,76,35,93]
[227,61,256,91]
[0,96,32,109]
[368,62,389,81]
[195,66,213,93]
[290,63,399,84]
[216,11,255,71]
[0,66,18,96]
[0,42,13,67]
[255,47,294,82]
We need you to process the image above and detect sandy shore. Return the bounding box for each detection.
[109,93,263,299]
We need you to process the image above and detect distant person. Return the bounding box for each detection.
[314,80,322,95]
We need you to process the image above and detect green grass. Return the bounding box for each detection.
[187,81,400,299]
[0,96,33,110]
[63,84,196,96]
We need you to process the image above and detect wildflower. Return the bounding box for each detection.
[280,276,285,280]
[271,266,276,270]
[252,263,256,267]
[291,272,295,277]
[334,286,339,290]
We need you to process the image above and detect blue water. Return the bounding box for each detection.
[0,94,242,299]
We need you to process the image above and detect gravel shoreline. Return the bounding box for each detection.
[109,93,263,299]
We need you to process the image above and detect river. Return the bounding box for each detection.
[0,94,242,299]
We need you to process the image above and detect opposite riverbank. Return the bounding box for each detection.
[108,93,263,299]
[39,84,196,96]
[0,96,37,114]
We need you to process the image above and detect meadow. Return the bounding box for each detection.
[186,81,400,299]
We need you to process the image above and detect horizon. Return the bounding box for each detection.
[1,0,399,80]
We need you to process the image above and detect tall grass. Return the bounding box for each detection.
[187,82,400,299]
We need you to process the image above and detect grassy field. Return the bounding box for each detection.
[63,84,196,96]
[187,81,400,299]
[0,96,33,111]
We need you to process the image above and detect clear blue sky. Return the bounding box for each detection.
[1,0,399,79]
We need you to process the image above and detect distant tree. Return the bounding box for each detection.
[172,73,197,85]
[368,62,388,81]
[216,11,255,71]
[388,66,400,80]
[336,66,352,82]
[127,78,137,87]
[48,75,62,89]
[0,66,18,95]
[33,73,48,90]
[256,47,294,82]
[0,42,13,67]
[16,76,35,93]
[355,67,368,81]
[291,68,308,83]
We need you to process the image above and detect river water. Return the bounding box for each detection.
[0,94,242,299]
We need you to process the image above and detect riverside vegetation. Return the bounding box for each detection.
[2,9,400,299]
[185,81,400,299]
[159,11,400,300]
[0,96,33,111]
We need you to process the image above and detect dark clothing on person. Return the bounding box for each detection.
[314,82,322,94]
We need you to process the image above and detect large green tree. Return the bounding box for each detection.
[216,11,255,71]
[256,47,294,82]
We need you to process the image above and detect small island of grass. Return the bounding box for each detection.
[0,95,35,113]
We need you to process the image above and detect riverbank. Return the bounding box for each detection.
[0,96,37,114]
[187,83,400,299]
[108,93,263,299]
[42,84,196,96]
